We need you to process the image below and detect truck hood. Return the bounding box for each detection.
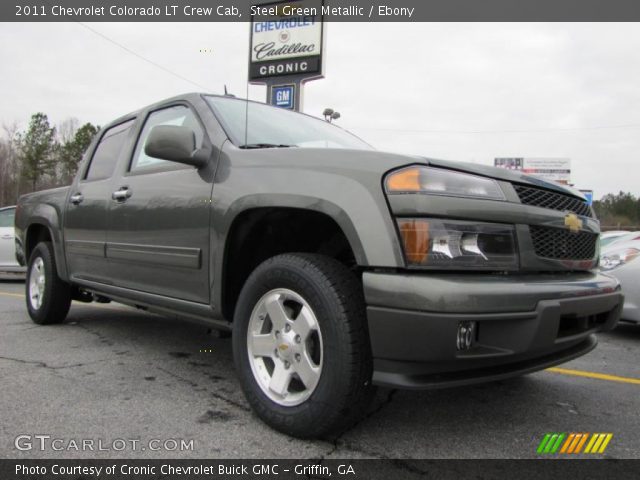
[231,146,585,201]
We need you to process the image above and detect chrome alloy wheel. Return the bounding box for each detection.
[247,288,324,406]
[29,257,45,310]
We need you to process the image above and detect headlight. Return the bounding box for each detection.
[385,165,505,200]
[600,247,640,271]
[397,218,518,270]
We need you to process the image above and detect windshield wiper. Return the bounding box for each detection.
[238,143,297,149]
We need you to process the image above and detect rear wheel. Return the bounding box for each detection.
[233,253,374,438]
[26,241,71,325]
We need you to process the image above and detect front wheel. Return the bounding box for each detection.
[233,253,374,438]
[26,241,71,325]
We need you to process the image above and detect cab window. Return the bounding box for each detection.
[130,105,203,172]
[84,119,135,181]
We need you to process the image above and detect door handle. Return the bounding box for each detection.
[70,193,84,205]
[112,187,132,202]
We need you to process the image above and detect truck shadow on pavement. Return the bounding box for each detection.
[608,322,640,339]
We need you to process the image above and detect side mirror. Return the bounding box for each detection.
[144,125,208,168]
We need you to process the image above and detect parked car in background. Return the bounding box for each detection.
[601,232,640,323]
[600,230,631,248]
[0,206,26,274]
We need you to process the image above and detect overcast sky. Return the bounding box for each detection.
[1,22,639,198]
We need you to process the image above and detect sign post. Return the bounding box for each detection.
[249,0,325,111]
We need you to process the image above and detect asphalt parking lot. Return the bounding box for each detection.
[1,276,639,460]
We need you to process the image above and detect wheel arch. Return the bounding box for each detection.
[215,197,368,321]
[24,215,68,281]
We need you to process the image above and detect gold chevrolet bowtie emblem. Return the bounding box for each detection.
[564,213,583,233]
[278,344,289,351]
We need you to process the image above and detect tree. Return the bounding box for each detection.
[0,123,20,205]
[17,113,56,191]
[57,121,99,183]
[593,191,640,228]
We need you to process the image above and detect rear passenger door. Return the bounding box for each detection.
[105,104,214,304]
[64,119,136,283]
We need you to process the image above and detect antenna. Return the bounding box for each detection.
[244,82,249,147]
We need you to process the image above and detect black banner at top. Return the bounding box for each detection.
[4,0,640,22]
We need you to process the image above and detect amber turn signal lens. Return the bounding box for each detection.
[386,167,421,192]
[398,219,430,264]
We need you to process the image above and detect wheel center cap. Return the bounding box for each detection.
[277,332,297,360]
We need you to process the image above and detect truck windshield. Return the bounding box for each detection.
[205,96,372,150]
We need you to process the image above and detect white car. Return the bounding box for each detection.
[0,206,25,273]
[600,232,640,323]
[600,230,630,248]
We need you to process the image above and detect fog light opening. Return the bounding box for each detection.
[457,321,477,351]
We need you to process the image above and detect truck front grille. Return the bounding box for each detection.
[514,184,593,218]
[529,226,597,260]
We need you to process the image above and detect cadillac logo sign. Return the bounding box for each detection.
[249,0,324,81]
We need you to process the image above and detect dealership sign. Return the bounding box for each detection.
[495,157,571,184]
[271,84,295,109]
[249,0,324,82]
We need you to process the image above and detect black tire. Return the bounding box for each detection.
[232,253,374,438]
[26,241,71,325]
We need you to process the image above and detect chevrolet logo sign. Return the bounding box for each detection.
[564,213,583,233]
[278,344,289,351]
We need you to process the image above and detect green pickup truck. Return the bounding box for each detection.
[14,93,622,438]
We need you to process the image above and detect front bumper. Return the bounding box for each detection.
[364,271,623,389]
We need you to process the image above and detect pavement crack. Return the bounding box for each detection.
[0,355,85,370]
[157,366,251,412]
[209,391,251,412]
[74,323,115,346]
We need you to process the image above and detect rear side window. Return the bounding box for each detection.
[0,208,15,227]
[84,119,134,181]
[130,105,203,172]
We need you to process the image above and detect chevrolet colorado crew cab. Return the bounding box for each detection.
[15,93,623,438]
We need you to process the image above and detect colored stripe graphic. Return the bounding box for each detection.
[539,433,613,454]
[550,433,565,453]
[537,433,566,454]
[567,433,583,453]
[537,434,552,454]
[585,433,614,454]
[560,433,575,453]
[584,433,599,453]
[544,433,559,453]
[598,434,613,454]
[574,433,588,453]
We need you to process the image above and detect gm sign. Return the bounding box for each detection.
[271,84,295,109]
